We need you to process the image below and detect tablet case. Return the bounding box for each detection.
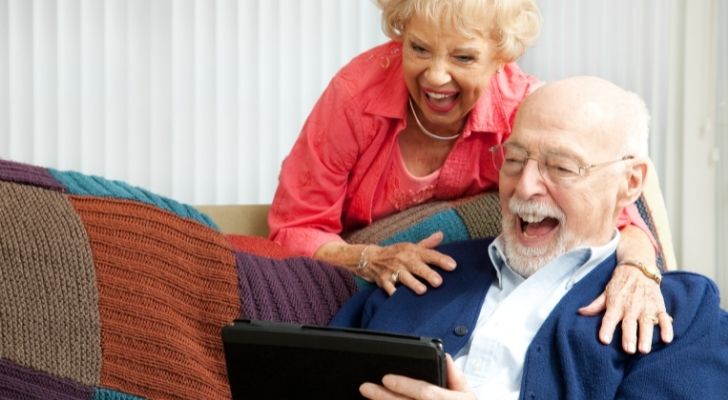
[222,319,446,399]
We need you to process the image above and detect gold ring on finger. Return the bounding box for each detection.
[391,269,402,284]
[645,315,659,325]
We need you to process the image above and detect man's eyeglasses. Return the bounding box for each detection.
[490,144,635,185]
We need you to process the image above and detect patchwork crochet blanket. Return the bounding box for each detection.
[0,159,357,400]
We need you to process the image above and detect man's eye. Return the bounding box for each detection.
[549,163,579,175]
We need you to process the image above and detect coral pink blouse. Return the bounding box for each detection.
[268,41,650,256]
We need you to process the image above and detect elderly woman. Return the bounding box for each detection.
[269,0,671,353]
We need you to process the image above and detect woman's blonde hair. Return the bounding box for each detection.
[375,0,541,63]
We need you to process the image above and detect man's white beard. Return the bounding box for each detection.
[501,197,577,278]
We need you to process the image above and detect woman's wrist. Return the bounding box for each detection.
[616,259,662,285]
[315,242,374,273]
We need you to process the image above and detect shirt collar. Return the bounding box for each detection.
[487,230,621,290]
[363,41,512,137]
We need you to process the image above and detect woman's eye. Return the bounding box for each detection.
[411,43,427,53]
[454,55,475,63]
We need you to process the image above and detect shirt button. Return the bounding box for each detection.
[453,325,469,336]
[528,392,536,399]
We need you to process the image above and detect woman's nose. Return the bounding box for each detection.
[423,59,451,87]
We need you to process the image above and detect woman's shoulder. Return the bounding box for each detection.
[488,62,541,126]
[332,41,405,98]
[493,63,541,102]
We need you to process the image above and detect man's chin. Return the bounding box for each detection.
[501,234,573,278]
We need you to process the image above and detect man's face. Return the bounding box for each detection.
[498,102,625,277]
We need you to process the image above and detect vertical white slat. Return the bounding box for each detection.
[717,0,728,307]
[681,0,717,279]
[104,0,127,181]
[150,0,172,196]
[255,0,277,202]
[319,0,337,87]
[276,0,299,173]
[339,0,356,62]
[215,0,237,204]
[34,0,58,167]
[648,0,672,179]
[8,0,33,162]
[0,0,9,157]
[236,0,259,203]
[127,0,151,189]
[58,0,81,170]
[357,0,386,51]
[80,0,105,174]
[299,0,323,129]
[171,0,194,203]
[193,0,215,204]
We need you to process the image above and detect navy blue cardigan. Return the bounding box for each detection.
[331,239,728,399]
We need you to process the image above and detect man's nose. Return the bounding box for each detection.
[424,59,451,86]
[514,159,548,199]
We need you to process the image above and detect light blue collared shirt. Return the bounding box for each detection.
[454,231,620,399]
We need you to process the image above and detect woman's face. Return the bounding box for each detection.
[402,14,500,134]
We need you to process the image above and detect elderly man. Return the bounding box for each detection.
[331,76,728,399]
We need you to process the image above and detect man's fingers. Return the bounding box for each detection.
[579,293,607,316]
[445,354,469,392]
[359,382,407,400]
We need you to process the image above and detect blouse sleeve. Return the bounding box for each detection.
[617,203,659,249]
[268,72,365,256]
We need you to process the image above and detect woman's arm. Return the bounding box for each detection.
[315,232,457,295]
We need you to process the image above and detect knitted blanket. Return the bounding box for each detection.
[0,159,357,400]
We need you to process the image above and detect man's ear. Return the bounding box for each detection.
[618,157,648,208]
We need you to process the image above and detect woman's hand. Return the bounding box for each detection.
[578,225,673,354]
[579,264,673,354]
[315,232,457,296]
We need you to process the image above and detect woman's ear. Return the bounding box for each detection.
[618,158,648,209]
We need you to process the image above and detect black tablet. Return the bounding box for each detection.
[221,319,447,399]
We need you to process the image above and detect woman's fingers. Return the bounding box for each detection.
[588,265,673,353]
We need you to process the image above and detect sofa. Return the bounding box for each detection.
[0,158,675,399]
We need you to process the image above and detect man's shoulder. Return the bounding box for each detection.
[662,271,720,302]
[435,238,496,259]
[661,271,724,337]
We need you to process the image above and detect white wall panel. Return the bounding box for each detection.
[0,0,9,155]
[1,0,386,204]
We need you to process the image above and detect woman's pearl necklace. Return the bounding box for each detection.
[408,97,461,141]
